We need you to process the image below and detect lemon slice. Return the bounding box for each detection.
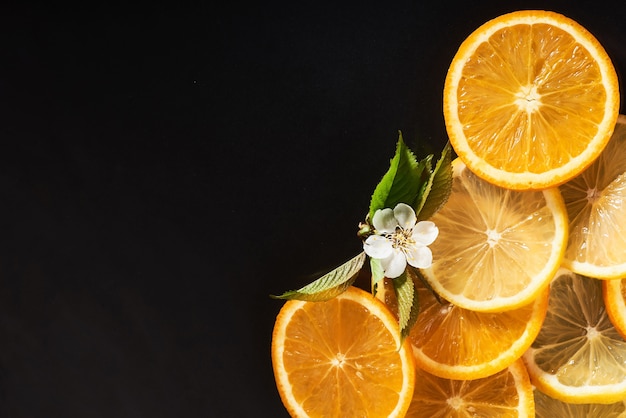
[560,115,626,279]
[523,268,626,404]
[535,388,626,417]
[420,158,568,312]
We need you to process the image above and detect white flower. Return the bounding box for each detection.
[363,203,439,278]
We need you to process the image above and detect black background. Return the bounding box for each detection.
[1,1,625,417]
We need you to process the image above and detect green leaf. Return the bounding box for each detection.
[411,266,444,305]
[368,132,427,220]
[393,270,420,341]
[414,142,453,221]
[413,153,433,213]
[271,252,366,301]
[370,258,385,295]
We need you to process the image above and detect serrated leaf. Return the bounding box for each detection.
[370,257,385,295]
[271,252,366,301]
[402,269,422,339]
[415,142,453,221]
[412,153,433,213]
[411,266,444,305]
[369,132,426,220]
[393,271,420,341]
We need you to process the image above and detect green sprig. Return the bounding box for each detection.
[271,252,366,301]
[271,132,453,337]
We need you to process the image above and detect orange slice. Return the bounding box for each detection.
[444,10,619,190]
[523,268,626,404]
[406,359,534,417]
[420,158,567,312]
[604,278,626,340]
[271,286,415,417]
[560,115,626,279]
[409,274,548,380]
[535,388,626,417]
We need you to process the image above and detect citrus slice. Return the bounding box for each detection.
[406,359,534,417]
[409,274,548,380]
[523,268,626,404]
[444,10,620,190]
[271,286,415,417]
[419,158,568,312]
[604,278,626,340]
[559,115,626,279]
[534,388,626,418]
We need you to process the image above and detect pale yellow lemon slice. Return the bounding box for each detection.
[420,158,567,312]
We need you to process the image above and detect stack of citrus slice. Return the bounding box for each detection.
[418,8,624,414]
[271,9,626,417]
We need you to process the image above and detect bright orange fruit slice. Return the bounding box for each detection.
[406,359,535,417]
[409,274,548,380]
[604,278,626,340]
[444,10,619,190]
[271,286,415,417]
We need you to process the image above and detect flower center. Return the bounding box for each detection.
[389,227,415,250]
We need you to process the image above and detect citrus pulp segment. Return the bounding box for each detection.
[560,115,626,279]
[443,10,620,190]
[604,278,626,340]
[523,268,626,404]
[409,274,548,380]
[271,286,415,418]
[406,359,534,417]
[419,158,568,312]
[534,388,626,418]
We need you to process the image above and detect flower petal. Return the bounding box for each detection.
[393,203,417,230]
[405,245,433,269]
[372,208,397,233]
[412,221,439,245]
[364,235,393,259]
[381,249,407,279]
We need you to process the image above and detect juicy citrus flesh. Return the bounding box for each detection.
[420,159,568,312]
[523,268,626,404]
[409,275,548,380]
[271,286,415,418]
[534,389,626,418]
[406,359,534,417]
[560,115,626,279]
[604,278,626,340]
[444,10,620,190]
